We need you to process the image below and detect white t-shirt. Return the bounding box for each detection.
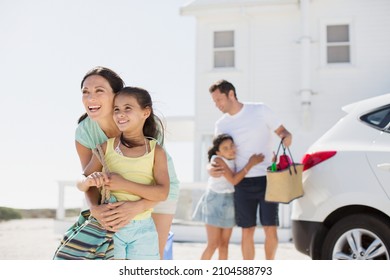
[215,103,282,177]
[207,155,235,193]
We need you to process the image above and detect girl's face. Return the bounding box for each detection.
[113,94,150,133]
[216,139,236,160]
[81,75,115,121]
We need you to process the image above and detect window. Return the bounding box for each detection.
[214,31,235,68]
[360,105,390,131]
[326,25,350,63]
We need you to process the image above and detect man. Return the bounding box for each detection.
[209,80,292,260]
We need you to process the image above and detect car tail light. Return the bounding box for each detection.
[301,151,337,171]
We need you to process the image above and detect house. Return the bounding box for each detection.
[181,0,390,181]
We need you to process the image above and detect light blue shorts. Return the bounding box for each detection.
[113,217,159,260]
[192,189,235,228]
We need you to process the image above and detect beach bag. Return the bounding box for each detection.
[265,140,304,204]
[53,209,115,260]
[53,144,114,260]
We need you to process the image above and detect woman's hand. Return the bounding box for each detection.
[92,200,152,231]
[76,177,92,192]
[85,171,110,188]
[89,203,118,230]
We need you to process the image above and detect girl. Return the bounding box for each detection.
[193,134,264,260]
[78,87,169,260]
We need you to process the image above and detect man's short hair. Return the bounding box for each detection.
[209,80,237,99]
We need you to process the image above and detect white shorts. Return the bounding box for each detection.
[153,199,178,215]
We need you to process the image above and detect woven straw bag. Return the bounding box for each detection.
[265,140,304,204]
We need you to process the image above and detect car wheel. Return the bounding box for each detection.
[321,214,390,260]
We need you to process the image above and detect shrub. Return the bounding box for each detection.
[0,207,22,221]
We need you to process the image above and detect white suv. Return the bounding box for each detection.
[291,93,390,260]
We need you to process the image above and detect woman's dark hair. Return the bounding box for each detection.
[78,66,125,124]
[207,133,234,162]
[115,86,165,148]
[208,79,237,99]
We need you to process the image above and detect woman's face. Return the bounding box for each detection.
[81,75,115,121]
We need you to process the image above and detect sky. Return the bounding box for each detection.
[0,0,196,209]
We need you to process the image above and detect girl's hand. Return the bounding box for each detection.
[104,173,126,191]
[248,153,265,167]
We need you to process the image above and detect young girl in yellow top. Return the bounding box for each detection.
[78,86,169,260]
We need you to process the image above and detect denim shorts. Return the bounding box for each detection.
[192,189,235,228]
[234,176,279,228]
[113,217,159,260]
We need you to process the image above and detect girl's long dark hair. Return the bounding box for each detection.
[78,66,125,124]
[207,134,234,162]
[115,87,164,148]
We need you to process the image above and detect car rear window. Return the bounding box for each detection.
[360,105,390,130]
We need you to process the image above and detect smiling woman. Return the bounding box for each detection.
[74,67,181,259]
[74,83,170,260]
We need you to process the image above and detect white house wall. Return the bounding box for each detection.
[308,0,390,148]
[182,0,390,181]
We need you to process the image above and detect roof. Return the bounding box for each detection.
[181,0,298,15]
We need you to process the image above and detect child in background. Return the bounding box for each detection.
[192,134,264,259]
[78,86,169,260]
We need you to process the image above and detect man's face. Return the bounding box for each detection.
[211,89,231,113]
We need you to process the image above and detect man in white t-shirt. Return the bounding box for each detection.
[209,80,292,260]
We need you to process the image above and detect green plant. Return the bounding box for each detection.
[0,207,22,221]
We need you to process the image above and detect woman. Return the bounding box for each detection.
[75,66,179,259]
[78,86,169,259]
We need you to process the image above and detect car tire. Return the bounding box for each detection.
[321,214,390,260]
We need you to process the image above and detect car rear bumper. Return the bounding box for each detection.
[292,220,327,259]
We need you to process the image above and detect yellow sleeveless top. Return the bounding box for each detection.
[104,137,157,220]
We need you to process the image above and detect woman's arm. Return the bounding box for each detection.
[151,145,170,200]
[75,141,101,208]
[105,144,170,201]
[76,147,105,192]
